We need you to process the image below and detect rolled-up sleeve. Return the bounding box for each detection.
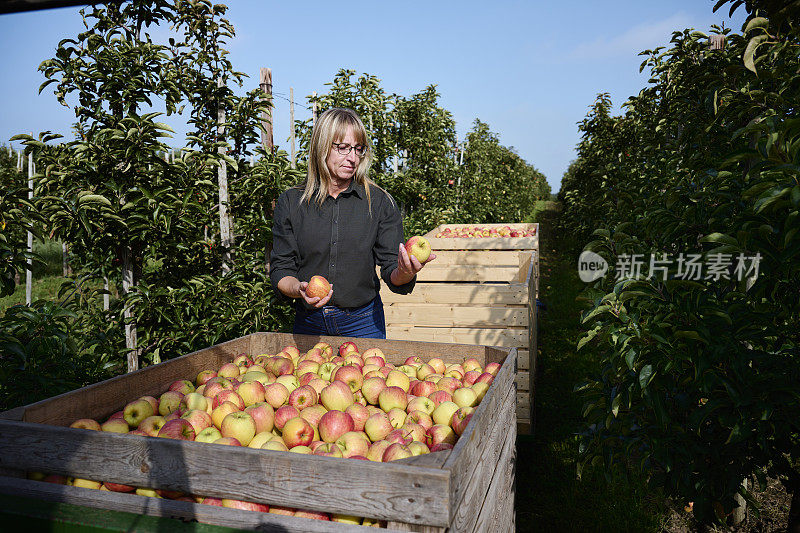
[374,192,415,295]
[269,192,299,294]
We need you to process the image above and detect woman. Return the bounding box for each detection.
[270,108,434,338]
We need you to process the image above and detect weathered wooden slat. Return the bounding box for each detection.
[0,420,450,526]
[517,349,529,371]
[0,406,25,421]
[386,521,446,532]
[18,336,251,426]
[448,386,516,532]
[0,477,380,532]
[386,525,445,532]
[515,371,531,392]
[469,421,517,533]
[527,247,538,430]
[429,250,525,266]
[381,283,527,305]
[415,265,521,283]
[517,399,531,421]
[396,450,451,469]
[385,305,528,328]
[385,326,528,347]
[443,345,515,525]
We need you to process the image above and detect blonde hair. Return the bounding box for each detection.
[301,108,379,212]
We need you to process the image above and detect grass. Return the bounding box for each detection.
[0,240,71,314]
[515,203,671,532]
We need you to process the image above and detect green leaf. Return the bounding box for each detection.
[674,330,707,344]
[77,194,111,207]
[577,325,601,351]
[582,304,612,324]
[700,232,737,246]
[611,393,621,417]
[743,34,768,74]
[638,364,654,390]
[625,349,637,370]
[744,17,769,34]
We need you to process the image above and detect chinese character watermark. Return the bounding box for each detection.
[603,252,762,282]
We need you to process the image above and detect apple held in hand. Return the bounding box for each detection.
[405,236,432,263]
[306,275,331,299]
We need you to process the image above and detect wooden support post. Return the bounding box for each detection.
[259,67,273,152]
[311,91,318,125]
[26,148,33,306]
[217,77,233,276]
[289,86,296,169]
[732,478,748,525]
[103,277,110,311]
[62,242,71,277]
[393,119,399,175]
[121,245,138,373]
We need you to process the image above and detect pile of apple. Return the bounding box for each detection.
[434,226,536,238]
[45,341,499,526]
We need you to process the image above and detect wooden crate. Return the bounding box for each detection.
[423,223,539,252]
[0,333,517,532]
[383,247,536,432]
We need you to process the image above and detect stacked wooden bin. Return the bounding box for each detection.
[383,223,539,432]
[0,332,517,532]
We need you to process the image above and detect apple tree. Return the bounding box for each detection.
[563,1,800,526]
[0,146,43,297]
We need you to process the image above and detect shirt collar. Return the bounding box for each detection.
[340,179,364,199]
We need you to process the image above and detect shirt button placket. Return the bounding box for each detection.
[330,201,338,283]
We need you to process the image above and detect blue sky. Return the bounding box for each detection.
[0,1,747,192]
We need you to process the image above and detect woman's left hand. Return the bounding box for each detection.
[392,243,436,286]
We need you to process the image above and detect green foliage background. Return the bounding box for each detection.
[558,0,800,524]
[0,1,549,411]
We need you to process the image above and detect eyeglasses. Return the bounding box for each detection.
[332,142,367,157]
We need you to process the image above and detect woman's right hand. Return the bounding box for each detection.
[297,280,333,308]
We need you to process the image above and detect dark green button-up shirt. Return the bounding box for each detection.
[269,179,415,309]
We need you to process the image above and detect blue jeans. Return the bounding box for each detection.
[293,296,386,339]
